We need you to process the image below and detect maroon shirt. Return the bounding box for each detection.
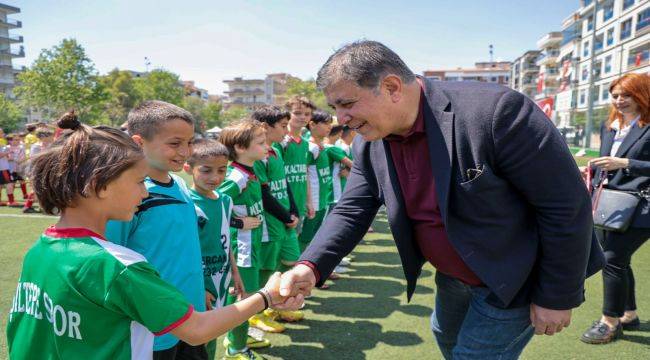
[385,89,482,286]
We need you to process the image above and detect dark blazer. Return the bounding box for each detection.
[300,78,605,310]
[597,121,650,227]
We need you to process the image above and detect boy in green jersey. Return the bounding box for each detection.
[252,106,305,324]
[335,125,357,193]
[7,111,303,360]
[185,138,253,360]
[218,119,272,359]
[278,96,315,226]
[325,125,354,205]
[300,111,346,252]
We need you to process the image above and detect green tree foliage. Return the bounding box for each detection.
[221,106,249,125]
[133,69,184,106]
[14,39,106,123]
[100,69,138,126]
[0,97,23,132]
[285,78,330,112]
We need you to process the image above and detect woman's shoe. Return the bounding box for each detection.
[580,321,622,344]
[621,317,640,331]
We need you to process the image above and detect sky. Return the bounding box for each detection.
[6,0,581,95]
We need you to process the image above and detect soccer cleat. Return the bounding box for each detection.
[277,309,305,322]
[339,257,352,266]
[223,348,265,360]
[334,265,349,273]
[249,313,285,333]
[223,336,271,350]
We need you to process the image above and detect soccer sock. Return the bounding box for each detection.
[24,193,33,209]
[20,183,27,197]
[7,194,14,203]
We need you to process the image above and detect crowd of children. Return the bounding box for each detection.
[0,123,55,213]
[6,96,356,360]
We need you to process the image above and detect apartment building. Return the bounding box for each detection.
[510,50,541,99]
[0,2,23,98]
[423,61,511,85]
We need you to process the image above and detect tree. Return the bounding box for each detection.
[100,69,138,126]
[0,97,23,132]
[285,77,330,111]
[202,101,223,129]
[221,106,249,125]
[14,38,106,123]
[133,69,184,106]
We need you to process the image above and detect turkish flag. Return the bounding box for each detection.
[537,72,545,93]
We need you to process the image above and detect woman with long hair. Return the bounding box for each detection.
[581,73,650,344]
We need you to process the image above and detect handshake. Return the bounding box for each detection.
[260,264,317,310]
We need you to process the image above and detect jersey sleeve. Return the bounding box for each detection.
[253,160,269,184]
[326,146,347,163]
[218,175,245,199]
[103,261,193,335]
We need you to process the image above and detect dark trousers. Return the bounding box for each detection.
[598,227,650,318]
[153,341,208,360]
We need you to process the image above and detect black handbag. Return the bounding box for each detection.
[590,170,648,232]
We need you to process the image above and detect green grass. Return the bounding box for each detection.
[2,174,650,359]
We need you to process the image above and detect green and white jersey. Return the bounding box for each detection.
[335,139,353,194]
[190,189,233,309]
[325,144,348,204]
[218,163,265,269]
[254,148,291,243]
[307,140,333,211]
[276,134,308,217]
[7,227,192,360]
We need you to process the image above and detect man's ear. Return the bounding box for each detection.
[131,134,144,147]
[183,163,192,174]
[382,75,403,103]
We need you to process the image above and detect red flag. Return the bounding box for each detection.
[537,72,545,93]
[636,53,642,67]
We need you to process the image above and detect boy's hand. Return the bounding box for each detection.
[233,276,247,300]
[240,216,262,230]
[205,291,215,310]
[263,272,305,310]
[306,203,315,219]
[286,215,299,229]
[340,168,350,178]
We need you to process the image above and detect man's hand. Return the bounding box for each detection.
[530,303,572,335]
[279,264,317,298]
[286,215,299,229]
[262,272,304,310]
[590,157,629,171]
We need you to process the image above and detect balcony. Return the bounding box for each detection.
[0,17,22,29]
[637,12,650,36]
[0,34,23,44]
[0,64,24,73]
[225,88,264,95]
[537,32,563,49]
[536,50,560,66]
[0,46,24,58]
[522,64,540,73]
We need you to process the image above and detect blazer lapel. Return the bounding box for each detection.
[422,78,454,222]
[615,123,650,158]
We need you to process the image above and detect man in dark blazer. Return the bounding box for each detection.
[279,40,605,359]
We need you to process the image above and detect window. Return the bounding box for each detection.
[584,41,590,57]
[602,85,610,101]
[604,3,614,22]
[582,65,589,81]
[638,8,650,32]
[628,42,650,68]
[623,0,635,11]
[491,77,497,82]
[594,34,604,53]
[607,28,615,46]
[621,18,632,40]
[586,16,594,31]
[580,90,586,105]
[593,61,602,80]
[604,55,612,73]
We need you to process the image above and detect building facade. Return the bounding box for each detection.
[0,2,23,98]
[423,62,511,85]
[510,50,541,99]
[555,12,583,129]
[223,73,296,110]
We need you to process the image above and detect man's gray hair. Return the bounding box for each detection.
[317,40,416,91]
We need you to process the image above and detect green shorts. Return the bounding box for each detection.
[298,208,327,252]
[280,228,301,263]
[260,240,282,271]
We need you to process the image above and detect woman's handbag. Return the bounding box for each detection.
[588,169,647,232]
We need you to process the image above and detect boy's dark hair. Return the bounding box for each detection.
[26,124,37,133]
[35,128,54,139]
[219,118,265,161]
[284,96,316,111]
[127,100,195,140]
[6,134,15,141]
[308,110,333,129]
[30,110,144,215]
[251,105,290,126]
[329,125,344,137]
[187,138,229,166]
[341,125,354,138]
